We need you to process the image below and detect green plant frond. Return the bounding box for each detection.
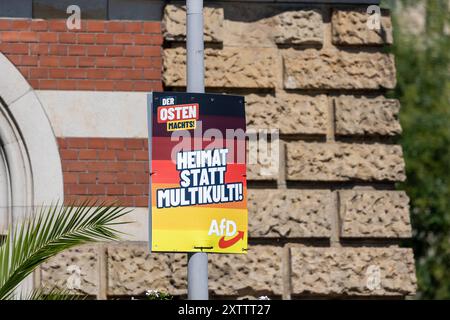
[0,202,131,300]
[16,287,87,301]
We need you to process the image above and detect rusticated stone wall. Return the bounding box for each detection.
[38,2,416,299]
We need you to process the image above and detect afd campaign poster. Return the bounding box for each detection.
[147,92,248,254]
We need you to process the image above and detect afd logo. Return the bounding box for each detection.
[208,219,244,249]
[161,96,176,106]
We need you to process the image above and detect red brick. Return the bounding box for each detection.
[116,150,134,160]
[38,32,58,43]
[123,45,142,57]
[135,34,163,45]
[1,31,20,42]
[107,139,125,149]
[126,162,146,172]
[29,67,49,79]
[122,69,142,80]
[60,149,78,160]
[133,81,153,91]
[135,150,149,161]
[15,32,35,43]
[40,56,59,67]
[87,161,108,172]
[28,79,39,88]
[18,66,29,78]
[66,184,88,195]
[106,69,124,80]
[4,43,29,54]
[0,20,11,30]
[96,34,114,44]
[125,22,143,33]
[105,45,123,56]
[96,57,115,67]
[38,79,58,89]
[95,80,114,90]
[135,196,149,207]
[114,57,133,68]
[114,81,134,91]
[21,55,38,66]
[86,20,105,32]
[48,20,67,31]
[134,58,152,68]
[78,149,97,160]
[59,33,77,44]
[79,173,97,184]
[107,185,125,195]
[98,150,116,160]
[57,138,67,149]
[143,22,161,34]
[59,56,78,67]
[77,33,96,44]
[88,138,107,149]
[11,20,30,30]
[126,139,144,150]
[63,161,88,172]
[49,44,67,55]
[30,20,48,31]
[78,57,95,67]
[65,68,87,79]
[58,80,78,90]
[68,45,86,55]
[30,43,49,55]
[117,172,135,184]
[134,173,149,184]
[77,80,96,90]
[97,173,116,184]
[143,46,160,57]
[63,172,78,184]
[87,184,106,195]
[87,46,106,56]
[114,34,134,45]
[105,162,126,172]
[143,69,160,80]
[107,21,126,33]
[86,69,106,79]
[125,185,145,196]
[66,138,88,148]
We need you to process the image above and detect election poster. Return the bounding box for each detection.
[147,92,248,254]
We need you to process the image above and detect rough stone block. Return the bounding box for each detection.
[290,247,417,296]
[247,139,280,181]
[163,47,278,88]
[286,142,406,182]
[283,49,396,90]
[163,4,224,43]
[40,245,99,296]
[335,95,402,136]
[332,9,393,45]
[339,190,412,238]
[246,93,328,135]
[248,189,332,238]
[274,9,324,45]
[209,245,283,296]
[107,244,186,296]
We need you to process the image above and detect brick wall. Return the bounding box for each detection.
[0,19,162,91]
[59,138,149,207]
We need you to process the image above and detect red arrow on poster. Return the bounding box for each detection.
[218,231,245,249]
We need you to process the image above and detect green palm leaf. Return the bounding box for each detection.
[0,201,131,299]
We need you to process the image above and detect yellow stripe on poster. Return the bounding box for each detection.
[151,229,248,254]
[151,207,248,254]
[151,206,247,230]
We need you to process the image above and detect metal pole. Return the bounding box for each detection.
[186,0,208,300]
